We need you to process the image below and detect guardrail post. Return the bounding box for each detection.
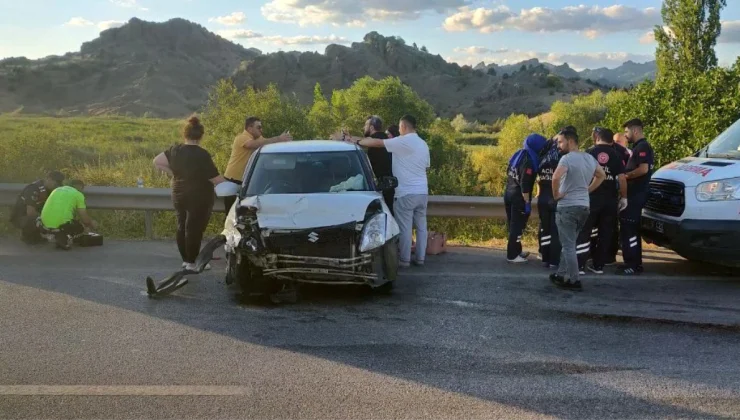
[144,210,154,239]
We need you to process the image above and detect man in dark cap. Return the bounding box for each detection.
[363,115,395,213]
[619,118,654,275]
[10,170,65,244]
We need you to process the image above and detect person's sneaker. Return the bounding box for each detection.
[399,261,410,268]
[549,273,565,284]
[55,233,73,250]
[586,264,604,274]
[411,260,424,267]
[561,280,583,291]
[551,275,582,291]
[184,263,199,273]
[203,263,212,271]
[182,262,188,269]
[507,255,528,264]
[616,266,640,276]
[520,251,531,259]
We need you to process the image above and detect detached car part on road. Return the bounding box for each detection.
[221,140,401,301]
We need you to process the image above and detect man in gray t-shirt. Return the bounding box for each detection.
[551,129,606,290]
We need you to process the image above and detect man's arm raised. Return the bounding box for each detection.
[243,131,292,150]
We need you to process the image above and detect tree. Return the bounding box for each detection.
[421,46,428,53]
[201,80,314,169]
[308,83,336,137]
[487,67,496,76]
[655,0,727,79]
[413,42,418,50]
[329,76,436,134]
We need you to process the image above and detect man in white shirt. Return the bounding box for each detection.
[341,115,431,267]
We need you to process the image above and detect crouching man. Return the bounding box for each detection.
[40,180,98,250]
[10,171,65,244]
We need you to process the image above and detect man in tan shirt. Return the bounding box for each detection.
[223,116,292,212]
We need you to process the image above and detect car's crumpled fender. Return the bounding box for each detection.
[222,192,399,246]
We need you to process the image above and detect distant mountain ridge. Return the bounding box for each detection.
[475,59,657,87]
[0,17,655,121]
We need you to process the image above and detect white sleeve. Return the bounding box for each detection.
[383,136,413,156]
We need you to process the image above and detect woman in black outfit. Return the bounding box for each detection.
[153,116,225,272]
[504,133,548,263]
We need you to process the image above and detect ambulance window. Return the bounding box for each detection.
[707,118,740,158]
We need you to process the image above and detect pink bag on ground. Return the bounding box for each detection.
[411,231,447,255]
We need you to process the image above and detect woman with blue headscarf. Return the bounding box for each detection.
[504,133,548,263]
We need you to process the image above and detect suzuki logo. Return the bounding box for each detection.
[308,232,319,243]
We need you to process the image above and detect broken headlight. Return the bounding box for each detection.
[359,213,387,252]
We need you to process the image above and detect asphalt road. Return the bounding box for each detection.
[1,239,740,419]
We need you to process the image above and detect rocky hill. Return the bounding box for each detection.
[475,59,656,87]
[0,18,260,117]
[0,18,632,122]
[579,60,657,87]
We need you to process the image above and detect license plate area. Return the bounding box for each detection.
[642,217,665,233]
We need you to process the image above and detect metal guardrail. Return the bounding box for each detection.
[0,183,534,238]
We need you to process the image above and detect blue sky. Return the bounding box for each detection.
[1,0,739,70]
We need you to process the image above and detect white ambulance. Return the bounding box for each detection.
[641,118,740,268]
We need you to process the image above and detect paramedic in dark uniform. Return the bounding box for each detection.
[537,133,563,268]
[619,118,654,275]
[606,133,632,265]
[580,128,627,274]
[9,171,65,244]
[504,133,548,263]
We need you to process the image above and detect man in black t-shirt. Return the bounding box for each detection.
[579,128,627,273]
[619,118,655,275]
[363,116,395,213]
[10,170,65,244]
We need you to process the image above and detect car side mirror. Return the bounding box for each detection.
[377,176,398,191]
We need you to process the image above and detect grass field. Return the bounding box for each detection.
[0,115,536,248]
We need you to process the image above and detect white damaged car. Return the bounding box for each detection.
[221,140,400,301]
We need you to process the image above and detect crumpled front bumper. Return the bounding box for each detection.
[260,253,377,283]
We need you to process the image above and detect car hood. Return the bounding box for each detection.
[239,192,383,230]
[654,157,738,187]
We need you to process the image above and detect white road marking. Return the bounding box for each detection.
[0,385,254,396]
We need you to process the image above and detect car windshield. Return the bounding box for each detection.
[706,118,740,159]
[246,151,370,195]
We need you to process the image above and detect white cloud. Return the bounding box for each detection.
[639,31,655,44]
[64,17,125,31]
[64,17,94,27]
[98,20,125,30]
[453,46,491,55]
[219,30,350,46]
[110,0,148,11]
[209,12,247,26]
[638,21,739,45]
[218,29,264,39]
[450,48,653,71]
[719,21,740,44]
[443,5,660,38]
[261,0,466,26]
[263,34,350,46]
